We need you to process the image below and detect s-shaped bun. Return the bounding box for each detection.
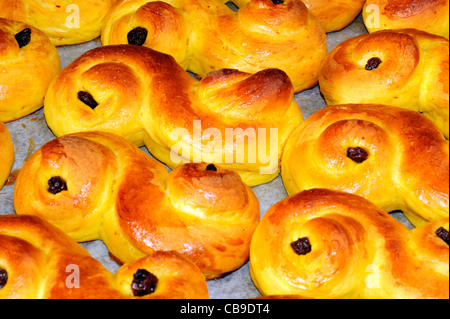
[0,18,60,122]
[0,214,209,299]
[101,0,327,93]
[281,104,449,227]
[14,132,260,279]
[0,0,116,45]
[44,45,304,186]
[319,29,449,138]
[250,188,449,299]
[363,0,449,38]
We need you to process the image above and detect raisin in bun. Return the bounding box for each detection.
[250,188,449,299]
[363,0,449,39]
[319,29,449,138]
[44,45,304,186]
[14,132,260,280]
[0,0,116,45]
[0,214,209,299]
[101,0,327,93]
[0,18,60,123]
[281,104,449,227]
[0,121,14,189]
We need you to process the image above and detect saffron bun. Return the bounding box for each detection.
[0,214,209,299]
[250,188,449,299]
[0,121,14,189]
[319,29,449,138]
[228,0,365,33]
[100,0,327,93]
[0,18,60,122]
[0,0,116,45]
[281,104,449,227]
[13,132,260,280]
[363,0,449,39]
[43,45,304,186]
[301,0,366,32]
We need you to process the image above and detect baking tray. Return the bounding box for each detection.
[0,14,414,299]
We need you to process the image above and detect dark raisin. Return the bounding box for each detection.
[291,237,311,255]
[0,268,7,289]
[436,227,449,246]
[48,176,68,194]
[271,0,284,4]
[365,57,382,71]
[347,147,369,163]
[127,27,148,46]
[206,164,217,172]
[78,91,99,109]
[131,269,158,297]
[15,28,32,48]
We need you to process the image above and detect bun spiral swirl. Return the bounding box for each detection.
[0,18,60,122]
[0,0,116,45]
[44,44,304,186]
[0,214,209,299]
[319,29,449,138]
[281,104,449,227]
[101,0,327,93]
[14,132,260,280]
[250,188,449,299]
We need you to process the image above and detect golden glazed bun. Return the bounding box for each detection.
[101,0,327,93]
[297,0,366,32]
[281,104,449,227]
[14,132,260,280]
[44,45,304,186]
[0,215,209,299]
[0,121,14,188]
[0,0,116,45]
[250,188,449,299]
[227,0,365,32]
[319,29,449,138]
[363,0,449,38]
[0,18,60,122]
[222,0,366,33]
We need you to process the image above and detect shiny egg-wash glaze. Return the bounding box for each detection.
[250,189,449,299]
[101,0,328,93]
[0,215,209,299]
[0,0,116,45]
[44,45,304,186]
[14,132,260,280]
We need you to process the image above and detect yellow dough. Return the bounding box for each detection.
[101,0,327,93]
[0,0,116,45]
[0,214,209,298]
[14,132,260,279]
[250,188,449,299]
[44,45,304,186]
[281,104,449,227]
[0,121,14,189]
[0,18,60,122]
[363,0,449,39]
[319,29,449,138]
